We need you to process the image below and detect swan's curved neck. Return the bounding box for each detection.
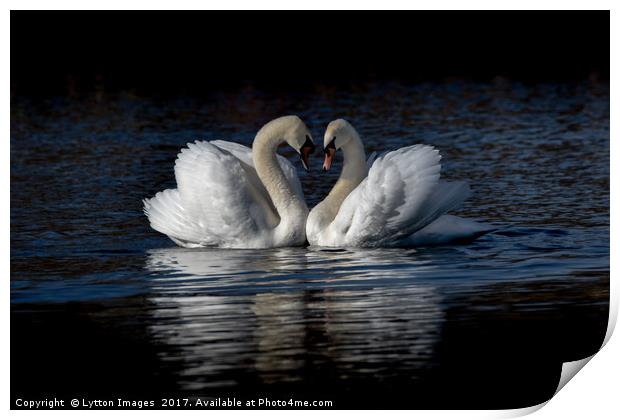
[320,132,367,222]
[252,126,308,231]
[337,135,368,194]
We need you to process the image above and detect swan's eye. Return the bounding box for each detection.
[332,136,336,142]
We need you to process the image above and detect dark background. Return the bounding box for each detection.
[11,10,609,97]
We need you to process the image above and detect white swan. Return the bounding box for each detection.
[306,119,494,247]
[144,116,316,249]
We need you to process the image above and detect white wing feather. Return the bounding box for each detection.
[328,145,469,247]
[144,141,276,248]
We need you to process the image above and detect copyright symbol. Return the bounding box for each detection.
[71,399,79,408]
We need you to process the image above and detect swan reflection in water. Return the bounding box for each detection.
[145,247,444,391]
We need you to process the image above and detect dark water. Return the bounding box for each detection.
[11,80,609,409]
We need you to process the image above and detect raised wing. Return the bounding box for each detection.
[330,145,469,246]
[144,141,277,247]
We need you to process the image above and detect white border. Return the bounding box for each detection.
[4,2,616,420]
[1,0,617,11]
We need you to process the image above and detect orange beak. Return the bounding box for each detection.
[323,141,336,172]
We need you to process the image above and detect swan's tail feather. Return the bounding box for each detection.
[415,180,471,228]
[143,188,208,247]
[401,215,495,247]
[388,180,471,243]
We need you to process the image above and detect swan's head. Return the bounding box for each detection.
[322,118,357,171]
[267,115,315,171]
